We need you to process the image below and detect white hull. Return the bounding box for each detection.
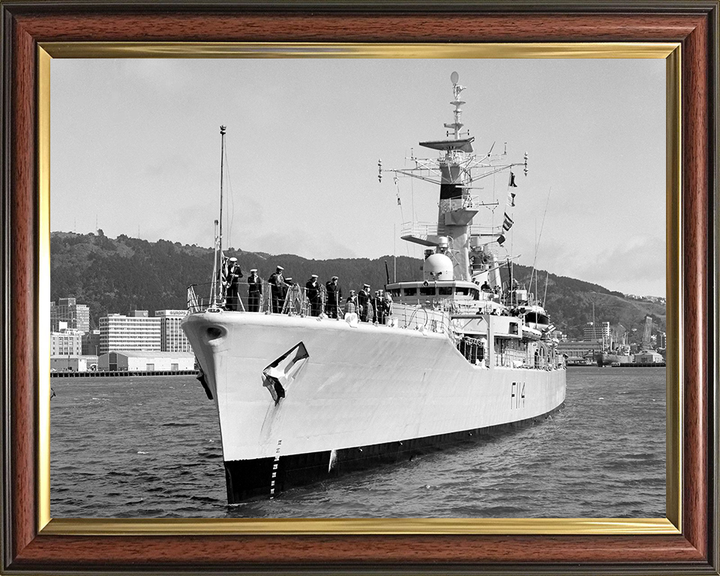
[183,310,566,500]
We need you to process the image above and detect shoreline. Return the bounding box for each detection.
[50,370,199,378]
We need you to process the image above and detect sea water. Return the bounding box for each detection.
[50,367,665,519]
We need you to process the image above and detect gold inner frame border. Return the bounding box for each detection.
[36,41,682,537]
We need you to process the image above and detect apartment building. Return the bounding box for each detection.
[51,297,90,333]
[98,310,161,355]
[50,329,83,356]
[154,309,192,353]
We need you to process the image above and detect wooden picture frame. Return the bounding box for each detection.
[1,1,717,573]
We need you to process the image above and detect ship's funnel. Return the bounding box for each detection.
[424,253,454,281]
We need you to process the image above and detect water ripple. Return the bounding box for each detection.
[51,368,665,519]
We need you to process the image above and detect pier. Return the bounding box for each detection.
[50,370,199,378]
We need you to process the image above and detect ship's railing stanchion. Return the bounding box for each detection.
[227,281,270,313]
[186,282,219,312]
[261,280,270,313]
[280,285,313,316]
[187,285,199,312]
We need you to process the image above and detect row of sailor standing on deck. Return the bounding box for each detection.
[222,257,392,320]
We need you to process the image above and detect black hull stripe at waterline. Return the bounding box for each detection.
[223,404,564,503]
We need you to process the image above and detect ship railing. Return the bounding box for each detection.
[186,281,256,313]
[438,196,488,213]
[189,278,459,334]
[400,221,502,239]
[393,302,450,335]
[187,283,218,313]
[186,280,274,314]
[454,337,564,370]
[496,348,529,369]
[400,222,438,238]
[398,304,428,331]
[281,284,401,324]
[486,340,563,371]
[457,336,485,366]
[186,281,396,323]
[470,224,503,236]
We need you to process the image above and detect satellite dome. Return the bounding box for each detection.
[423,253,454,281]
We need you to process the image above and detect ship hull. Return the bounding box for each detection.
[595,352,633,366]
[223,406,562,501]
[183,311,566,502]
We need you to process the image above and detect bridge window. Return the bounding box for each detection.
[403,287,417,296]
[388,288,401,297]
[419,286,435,296]
[526,312,549,324]
[438,287,453,296]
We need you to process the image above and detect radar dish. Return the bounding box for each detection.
[450,71,459,84]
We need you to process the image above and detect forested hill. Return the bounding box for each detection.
[51,231,666,340]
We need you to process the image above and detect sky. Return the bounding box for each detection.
[50,58,666,296]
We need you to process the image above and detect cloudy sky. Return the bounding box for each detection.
[50,57,665,296]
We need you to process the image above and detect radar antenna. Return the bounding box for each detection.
[444,71,466,140]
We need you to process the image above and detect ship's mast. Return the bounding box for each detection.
[380,72,527,284]
[211,126,227,308]
[219,125,226,262]
[445,70,465,140]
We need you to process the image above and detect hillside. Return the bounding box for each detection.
[50,231,665,340]
[501,266,666,340]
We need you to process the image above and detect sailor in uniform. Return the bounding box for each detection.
[374,290,384,324]
[358,284,371,321]
[306,274,321,316]
[268,266,287,313]
[224,257,243,311]
[325,276,341,318]
[247,268,261,312]
[345,290,357,315]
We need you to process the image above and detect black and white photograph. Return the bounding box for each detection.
[49,56,666,519]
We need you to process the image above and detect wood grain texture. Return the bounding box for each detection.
[10,534,707,568]
[2,2,717,573]
[13,12,704,42]
[9,15,37,561]
[681,6,710,560]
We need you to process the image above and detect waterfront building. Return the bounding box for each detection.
[50,329,83,356]
[98,312,161,355]
[50,355,99,373]
[583,321,610,342]
[556,340,603,360]
[50,297,90,333]
[634,351,665,364]
[97,351,195,372]
[155,310,192,353]
[82,329,101,356]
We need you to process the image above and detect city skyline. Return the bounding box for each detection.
[50,305,193,356]
[51,57,666,296]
